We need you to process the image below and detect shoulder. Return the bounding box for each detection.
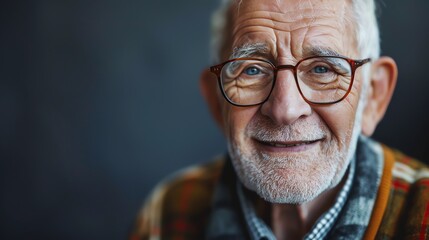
[383,144,429,192]
[378,144,429,239]
[129,156,226,240]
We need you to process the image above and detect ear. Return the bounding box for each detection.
[361,57,398,136]
[199,69,224,129]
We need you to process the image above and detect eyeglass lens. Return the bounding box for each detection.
[220,57,353,105]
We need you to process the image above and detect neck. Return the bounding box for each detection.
[270,173,347,240]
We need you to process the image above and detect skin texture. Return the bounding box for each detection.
[200,0,398,238]
[224,0,360,204]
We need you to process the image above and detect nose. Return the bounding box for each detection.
[260,70,312,125]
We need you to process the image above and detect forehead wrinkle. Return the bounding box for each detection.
[232,26,275,46]
[233,19,319,39]
[230,29,276,56]
[235,7,337,22]
[233,10,337,34]
[230,0,354,61]
[232,19,342,59]
[301,27,344,51]
[232,10,345,52]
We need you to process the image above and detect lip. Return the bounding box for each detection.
[253,138,323,153]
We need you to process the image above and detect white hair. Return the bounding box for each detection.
[210,0,381,63]
[351,0,381,60]
[210,0,232,64]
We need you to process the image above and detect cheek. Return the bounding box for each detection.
[316,93,360,144]
[223,105,259,142]
[326,72,366,137]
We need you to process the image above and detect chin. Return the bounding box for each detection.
[246,167,336,204]
[229,141,349,204]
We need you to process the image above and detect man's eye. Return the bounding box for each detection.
[312,66,329,74]
[244,67,261,75]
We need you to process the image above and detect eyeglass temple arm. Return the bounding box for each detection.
[354,58,371,68]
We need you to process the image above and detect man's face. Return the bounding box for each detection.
[222,0,366,203]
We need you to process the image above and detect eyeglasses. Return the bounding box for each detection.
[209,56,371,106]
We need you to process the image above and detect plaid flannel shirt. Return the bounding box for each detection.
[130,136,429,239]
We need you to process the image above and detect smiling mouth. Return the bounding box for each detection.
[254,138,323,152]
[263,140,320,147]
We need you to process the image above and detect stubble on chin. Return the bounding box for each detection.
[227,116,350,204]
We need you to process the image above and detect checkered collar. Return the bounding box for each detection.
[235,157,355,240]
[206,136,384,240]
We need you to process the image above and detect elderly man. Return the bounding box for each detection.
[131,0,429,239]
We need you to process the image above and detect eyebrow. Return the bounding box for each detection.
[230,44,342,60]
[230,43,270,59]
[303,46,342,57]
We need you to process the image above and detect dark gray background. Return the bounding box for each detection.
[1,1,428,239]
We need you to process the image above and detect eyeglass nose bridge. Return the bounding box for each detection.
[272,64,300,87]
[269,63,308,104]
[274,64,297,73]
[273,64,299,80]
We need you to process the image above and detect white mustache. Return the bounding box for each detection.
[246,117,327,142]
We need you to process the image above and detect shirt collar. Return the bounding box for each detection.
[236,157,356,240]
[206,135,384,240]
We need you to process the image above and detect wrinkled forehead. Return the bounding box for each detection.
[225,0,357,60]
[231,0,348,17]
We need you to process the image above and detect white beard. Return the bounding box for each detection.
[227,110,363,204]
